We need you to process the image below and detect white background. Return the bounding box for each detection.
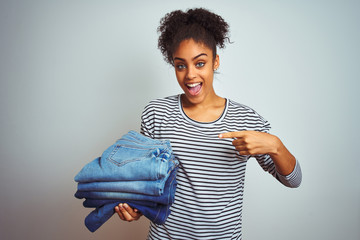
[0,0,359,239]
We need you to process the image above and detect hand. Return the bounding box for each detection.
[219,130,280,156]
[219,130,296,176]
[115,203,142,222]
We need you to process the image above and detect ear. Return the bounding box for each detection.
[213,54,220,71]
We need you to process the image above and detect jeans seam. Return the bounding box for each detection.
[106,157,142,167]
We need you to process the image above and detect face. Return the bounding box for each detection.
[172,39,219,106]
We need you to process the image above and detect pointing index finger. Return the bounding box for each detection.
[219,131,245,139]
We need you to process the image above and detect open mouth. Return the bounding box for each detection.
[186,82,202,96]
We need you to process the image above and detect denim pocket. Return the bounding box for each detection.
[107,145,159,167]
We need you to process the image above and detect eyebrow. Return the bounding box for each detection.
[173,53,208,62]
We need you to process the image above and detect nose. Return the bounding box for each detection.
[186,65,196,80]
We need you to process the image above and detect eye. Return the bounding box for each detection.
[196,62,205,68]
[176,64,186,70]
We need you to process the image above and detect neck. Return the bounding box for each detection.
[180,93,226,123]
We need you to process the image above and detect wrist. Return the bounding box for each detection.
[268,134,282,156]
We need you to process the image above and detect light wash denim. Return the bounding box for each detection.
[77,178,167,196]
[74,167,177,205]
[74,131,177,183]
[74,131,178,232]
[82,169,177,232]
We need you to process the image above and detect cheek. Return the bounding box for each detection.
[202,70,214,84]
[175,71,184,83]
[175,73,186,89]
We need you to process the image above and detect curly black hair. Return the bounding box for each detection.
[157,8,230,65]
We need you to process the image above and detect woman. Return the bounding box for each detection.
[115,8,302,239]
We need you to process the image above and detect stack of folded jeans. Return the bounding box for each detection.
[74,131,179,232]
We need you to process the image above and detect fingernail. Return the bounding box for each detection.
[219,134,223,138]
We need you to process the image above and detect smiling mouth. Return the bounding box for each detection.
[186,82,202,96]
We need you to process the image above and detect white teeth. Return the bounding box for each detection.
[186,83,201,88]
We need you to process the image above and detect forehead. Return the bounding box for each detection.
[173,39,213,58]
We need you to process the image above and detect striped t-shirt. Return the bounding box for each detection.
[140,95,301,240]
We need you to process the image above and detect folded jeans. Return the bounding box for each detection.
[75,131,176,183]
[77,178,167,196]
[82,167,177,232]
[84,200,171,232]
[75,167,177,205]
[83,199,158,208]
[74,131,179,232]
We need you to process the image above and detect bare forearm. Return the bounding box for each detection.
[268,135,296,176]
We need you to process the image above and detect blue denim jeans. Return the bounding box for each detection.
[74,167,177,205]
[82,169,177,232]
[83,199,158,208]
[77,179,167,196]
[84,201,171,232]
[74,131,178,232]
[74,131,177,183]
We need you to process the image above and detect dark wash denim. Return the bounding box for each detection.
[82,169,177,232]
[74,131,178,232]
[83,199,158,208]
